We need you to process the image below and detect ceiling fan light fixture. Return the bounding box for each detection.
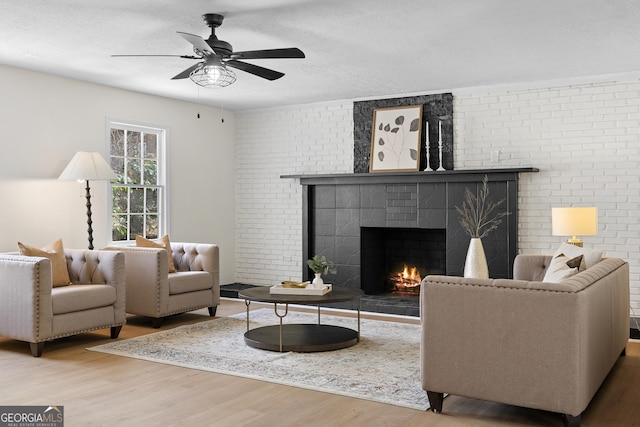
[114,13,304,86]
[190,64,236,88]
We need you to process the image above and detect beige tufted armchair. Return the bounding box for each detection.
[0,249,126,357]
[103,242,220,327]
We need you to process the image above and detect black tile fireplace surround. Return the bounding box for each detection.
[283,168,538,316]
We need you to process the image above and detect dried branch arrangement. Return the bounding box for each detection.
[456,175,510,238]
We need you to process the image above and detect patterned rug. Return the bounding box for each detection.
[88,309,429,410]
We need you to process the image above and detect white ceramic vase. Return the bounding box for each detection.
[311,273,324,289]
[464,238,489,279]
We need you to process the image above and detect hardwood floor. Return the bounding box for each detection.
[1,299,638,427]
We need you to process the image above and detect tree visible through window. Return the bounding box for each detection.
[108,122,166,242]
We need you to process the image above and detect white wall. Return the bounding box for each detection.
[235,79,640,316]
[0,64,236,285]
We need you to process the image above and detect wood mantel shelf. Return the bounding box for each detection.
[281,167,539,184]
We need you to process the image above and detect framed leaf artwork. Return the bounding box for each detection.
[369,105,423,172]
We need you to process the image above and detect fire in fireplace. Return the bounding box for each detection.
[390,264,422,294]
[360,227,446,296]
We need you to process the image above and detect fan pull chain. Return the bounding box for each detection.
[197,86,201,119]
[220,90,225,123]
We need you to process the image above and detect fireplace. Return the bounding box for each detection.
[286,168,536,315]
[361,227,446,296]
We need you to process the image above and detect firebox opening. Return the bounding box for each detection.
[360,227,446,296]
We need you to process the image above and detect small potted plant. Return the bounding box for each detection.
[307,255,337,288]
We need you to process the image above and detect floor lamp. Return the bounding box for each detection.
[59,152,117,250]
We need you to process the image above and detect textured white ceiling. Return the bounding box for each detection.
[1,0,640,112]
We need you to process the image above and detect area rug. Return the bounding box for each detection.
[88,309,429,410]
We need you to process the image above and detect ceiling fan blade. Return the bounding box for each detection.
[225,60,285,80]
[111,54,200,59]
[177,31,214,55]
[231,47,305,60]
[171,63,203,80]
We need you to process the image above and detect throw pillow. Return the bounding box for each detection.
[552,242,602,270]
[542,254,583,283]
[565,254,584,269]
[18,238,72,287]
[135,235,177,273]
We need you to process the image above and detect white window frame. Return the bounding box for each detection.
[106,119,169,243]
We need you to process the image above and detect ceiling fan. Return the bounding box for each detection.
[113,13,305,88]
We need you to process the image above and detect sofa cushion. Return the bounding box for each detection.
[18,238,71,287]
[542,254,583,283]
[51,284,117,315]
[136,235,176,273]
[552,242,602,269]
[168,271,212,295]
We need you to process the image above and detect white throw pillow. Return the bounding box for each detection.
[552,242,602,270]
[542,254,583,283]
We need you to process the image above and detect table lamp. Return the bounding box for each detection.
[551,207,598,247]
[59,152,117,250]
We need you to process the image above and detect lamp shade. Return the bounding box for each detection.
[58,152,116,181]
[551,207,598,237]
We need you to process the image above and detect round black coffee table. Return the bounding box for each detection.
[238,286,363,352]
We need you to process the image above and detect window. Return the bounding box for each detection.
[108,121,167,242]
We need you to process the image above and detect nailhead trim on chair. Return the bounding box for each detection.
[155,250,162,317]
[34,260,42,341]
[161,305,216,318]
[39,322,126,342]
[425,281,574,294]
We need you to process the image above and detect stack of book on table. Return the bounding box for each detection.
[270,281,332,295]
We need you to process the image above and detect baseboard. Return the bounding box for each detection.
[630,317,640,340]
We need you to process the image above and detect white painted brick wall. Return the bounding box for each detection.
[235,80,640,316]
[455,79,640,315]
[235,102,353,285]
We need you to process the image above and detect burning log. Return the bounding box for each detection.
[390,265,422,294]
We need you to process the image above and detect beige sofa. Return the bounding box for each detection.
[0,249,126,357]
[103,242,219,327]
[420,254,629,426]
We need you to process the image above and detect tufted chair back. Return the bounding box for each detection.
[66,249,124,284]
[171,242,219,275]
